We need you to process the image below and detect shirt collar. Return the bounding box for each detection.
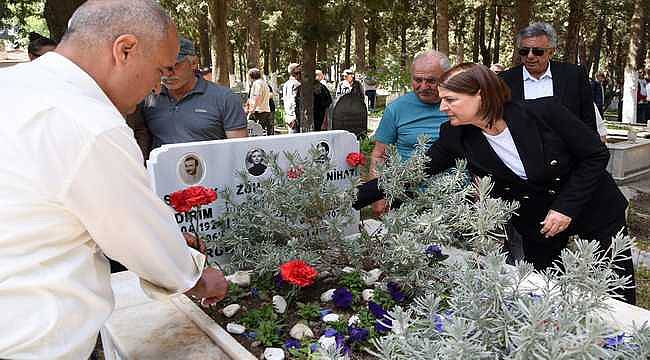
[37,52,115,107]
[522,63,552,81]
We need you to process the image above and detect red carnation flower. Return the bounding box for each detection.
[170,186,217,213]
[287,167,304,180]
[279,260,318,287]
[346,152,366,167]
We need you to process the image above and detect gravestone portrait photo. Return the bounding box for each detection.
[246,148,267,176]
[178,153,204,185]
[315,141,330,164]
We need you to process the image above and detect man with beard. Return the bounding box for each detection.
[369,50,449,215]
[143,37,247,150]
[500,22,597,133]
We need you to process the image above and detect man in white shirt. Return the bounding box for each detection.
[283,63,302,133]
[246,67,273,135]
[0,1,228,358]
[500,22,597,133]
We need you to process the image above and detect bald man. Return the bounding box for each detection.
[0,1,227,358]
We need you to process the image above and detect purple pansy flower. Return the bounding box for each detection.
[387,282,405,302]
[335,334,350,354]
[285,338,301,350]
[368,301,387,318]
[604,333,626,349]
[348,327,369,342]
[244,331,257,340]
[375,318,392,333]
[309,343,319,353]
[333,288,353,309]
[434,314,444,332]
[528,292,543,303]
[274,274,286,288]
[323,328,338,337]
[250,287,260,298]
[425,244,442,257]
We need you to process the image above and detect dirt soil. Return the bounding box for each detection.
[628,192,650,252]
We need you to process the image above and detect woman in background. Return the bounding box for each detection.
[27,32,57,60]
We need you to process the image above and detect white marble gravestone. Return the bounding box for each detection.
[147,131,360,265]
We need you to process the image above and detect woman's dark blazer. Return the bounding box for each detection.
[356,98,627,241]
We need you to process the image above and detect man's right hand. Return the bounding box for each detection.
[185,267,228,306]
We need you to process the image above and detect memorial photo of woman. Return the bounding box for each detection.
[246,148,267,176]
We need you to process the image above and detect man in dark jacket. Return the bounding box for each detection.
[500,22,597,133]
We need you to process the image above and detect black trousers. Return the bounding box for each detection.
[520,216,636,305]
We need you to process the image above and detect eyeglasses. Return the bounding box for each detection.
[518,47,551,56]
[413,77,439,85]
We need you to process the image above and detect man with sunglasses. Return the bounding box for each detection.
[500,22,597,133]
[142,37,247,150]
[369,50,450,216]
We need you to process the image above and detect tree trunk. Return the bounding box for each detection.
[344,21,352,69]
[636,5,649,67]
[590,1,606,77]
[301,0,321,132]
[317,40,327,66]
[431,0,437,50]
[400,24,408,68]
[246,0,261,69]
[207,0,231,85]
[368,14,379,70]
[564,0,584,64]
[270,34,278,73]
[263,41,270,75]
[622,0,643,123]
[198,11,211,68]
[493,4,502,64]
[354,16,366,72]
[455,23,465,63]
[436,0,449,55]
[472,6,481,63]
[511,0,531,65]
[44,0,85,42]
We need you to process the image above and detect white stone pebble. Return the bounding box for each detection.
[226,323,246,334]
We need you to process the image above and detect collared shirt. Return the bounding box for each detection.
[522,64,553,100]
[374,92,448,160]
[0,52,204,359]
[143,76,247,149]
[282,76,301,120]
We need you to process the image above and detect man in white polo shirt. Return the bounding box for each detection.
[0,1,227,358]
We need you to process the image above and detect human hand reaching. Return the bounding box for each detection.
[185,267,229,306]
[540,209,572,238]
[183,232,206,255]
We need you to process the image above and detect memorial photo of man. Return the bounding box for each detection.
[315,141,330,163]
[179,154,203,185]
[246,148,267,176]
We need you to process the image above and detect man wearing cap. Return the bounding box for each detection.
[283,63,302,133]
[143,37,247,149]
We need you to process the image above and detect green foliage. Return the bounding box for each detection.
[223,283,248,304]
[327,319,349,334]
[296,302,321,321]
[239,303,277,329]
[257,319,284,347]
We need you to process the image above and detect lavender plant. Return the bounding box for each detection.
[368,233,648,359]
[216,147,359,276]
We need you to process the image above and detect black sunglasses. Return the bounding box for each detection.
[518,47,550,56]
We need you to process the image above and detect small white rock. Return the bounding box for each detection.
[363,269,382,285]
[320,288,336,302]
[222,304,241,318]
[263,347,285,360]
[341,266,356,273]
[362,289,375,302]
[226,323,246,334]
[272,295,287,314]
[225,271,251,287]
[289,323,314,340]
[319,335,337,349]
[348,314,360,326]
[322,313,340,323]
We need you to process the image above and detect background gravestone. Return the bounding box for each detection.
[147,131,360,265]
[329,91,368,137]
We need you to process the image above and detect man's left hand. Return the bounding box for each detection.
[540,210,572,238]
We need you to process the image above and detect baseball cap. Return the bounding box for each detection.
[287,63,301,75]
[177,37,196,61]
[343,68,354,76]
